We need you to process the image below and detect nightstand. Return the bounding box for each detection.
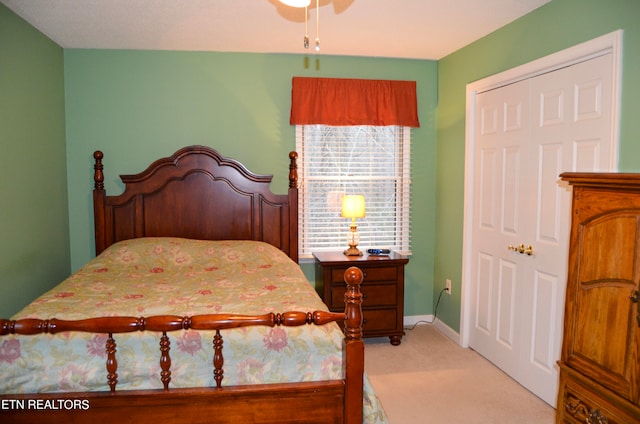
[313,251,409,345]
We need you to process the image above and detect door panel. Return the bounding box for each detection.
[523,54,614,404]
[469,54,614,406]
[537,143,563,243]
[479,148,499,230]
[497,259,516,349]
[470,78,529,380]
[531,270,557,371]
[503,146,521,234]
[474,253,493,335]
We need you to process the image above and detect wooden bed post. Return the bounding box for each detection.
[288,151,299,263]
[343,266,364,424]
[93,150,107,255]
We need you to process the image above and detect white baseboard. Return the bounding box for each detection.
[403,314,433,327]
[433,317,461,345]
[404,315,461,346]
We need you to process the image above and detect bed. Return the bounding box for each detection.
[0,145,387,424]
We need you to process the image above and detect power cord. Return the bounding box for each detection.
[404,287,448,330]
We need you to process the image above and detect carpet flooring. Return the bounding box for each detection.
[364,323,556,423]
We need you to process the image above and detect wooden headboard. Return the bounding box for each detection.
[92,145,299,262]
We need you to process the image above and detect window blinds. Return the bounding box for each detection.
[297,125,411,257]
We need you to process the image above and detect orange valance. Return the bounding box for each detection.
[290,77,420,127]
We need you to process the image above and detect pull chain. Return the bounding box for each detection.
[315,0,320,51]
[302,0,319,51]
[304,5,309,48]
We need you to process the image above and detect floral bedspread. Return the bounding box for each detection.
[0,238,387,423]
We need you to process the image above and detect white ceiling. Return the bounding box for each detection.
[1,0,552,60]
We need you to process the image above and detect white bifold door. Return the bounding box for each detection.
[468,53,615,406]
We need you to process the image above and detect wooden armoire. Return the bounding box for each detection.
[557,173,640,423]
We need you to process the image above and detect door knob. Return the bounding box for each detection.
[508,244,534,255]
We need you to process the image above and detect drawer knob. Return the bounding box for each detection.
[565,393,609,424]
[586,409,608,424]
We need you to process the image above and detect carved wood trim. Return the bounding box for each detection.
[92,146,299,261]
[159,332,171,390]
[213,330,224,388]
[105,334,117,392]
[565,392,610,424]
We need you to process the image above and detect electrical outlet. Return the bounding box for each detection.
[445,278,452,295]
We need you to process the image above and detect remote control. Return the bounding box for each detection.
[367,248,391,255]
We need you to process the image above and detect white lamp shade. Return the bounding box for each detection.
[279,0,311,7]
[342,195,366,219]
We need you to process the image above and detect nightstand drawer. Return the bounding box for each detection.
[362,309,398,333]
[329,266,397,284]
[330,283,397,309]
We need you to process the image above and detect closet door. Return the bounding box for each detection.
[470,77,531,381]
[468,54,614,406]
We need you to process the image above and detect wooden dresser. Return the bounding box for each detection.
[313,251,409,345]
[557,173,640,423]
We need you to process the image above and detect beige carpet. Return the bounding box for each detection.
[364,324,556,423]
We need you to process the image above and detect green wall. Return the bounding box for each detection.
[0,4,70,317]
[63,51,438,317]
[435,0,640,331]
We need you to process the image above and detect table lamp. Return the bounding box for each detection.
[342,195,366,256]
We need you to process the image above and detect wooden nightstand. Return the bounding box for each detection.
[313,251,409,345]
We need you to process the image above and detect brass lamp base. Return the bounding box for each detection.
[344,221,363,256]
[343,245,363,256]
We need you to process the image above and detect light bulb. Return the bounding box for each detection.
[315,38,320,52]
[279,0,311,7]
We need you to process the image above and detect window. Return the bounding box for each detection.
[296,124,411,258]
[289,76,419,259]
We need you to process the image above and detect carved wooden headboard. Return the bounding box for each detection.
[92,145,299,261]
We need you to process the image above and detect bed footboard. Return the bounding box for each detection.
[0,267,365,424]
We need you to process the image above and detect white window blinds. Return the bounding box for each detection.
[296,124,411,258]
